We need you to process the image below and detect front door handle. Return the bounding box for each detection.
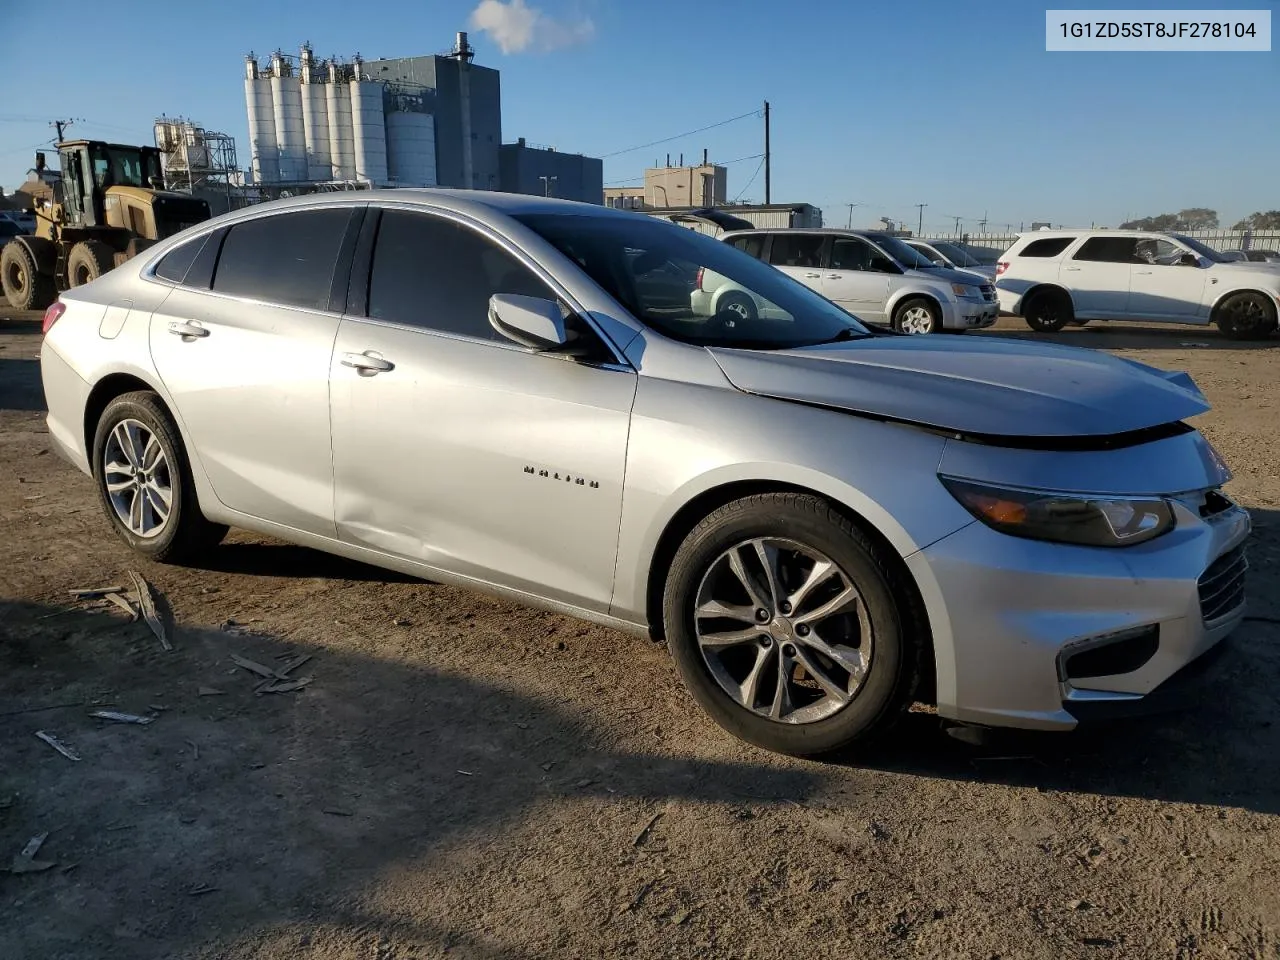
[826,274,841,279]
[341,351,394,375]
[1134,270,1152,275]
[168,320,209,339]
[805,272,822,278]
[1063,267,1081,272]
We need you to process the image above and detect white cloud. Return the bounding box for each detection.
[468,0,595,54]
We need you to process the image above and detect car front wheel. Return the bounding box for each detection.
[92,391,228,563]
[893,297,940,335]
[1216,291,1278,341]
[662,493,923,757]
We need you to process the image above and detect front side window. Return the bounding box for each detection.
[367,209,552,341]
[212,208,352,310]
[768,234,825,268]
[514,212,871,349]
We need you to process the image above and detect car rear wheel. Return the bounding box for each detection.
[716,292,758,321]
[893,297,940,335]
[662,493,923,757]
[1215,291,1278,341]
[1023,289,1072,332]
[92,391,228,563]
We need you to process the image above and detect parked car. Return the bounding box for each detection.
[697,228,998,334]
[0,219,26,243]
[903,238,998,280]
[41,191,1250,757]
[0,210,35,234]
[1221,248,1280,264]
[995,230,1280,340]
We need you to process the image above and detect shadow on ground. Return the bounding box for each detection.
[0,358,45,412]
[975,318,1279,351]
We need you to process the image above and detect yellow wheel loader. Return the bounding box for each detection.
[1,140,211,310]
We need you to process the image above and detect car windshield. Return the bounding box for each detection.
[866,234,934,269]
[513,212,872,349]
[929,241,981,267]
[1170,234,1230,263]
[956,243,1003,265]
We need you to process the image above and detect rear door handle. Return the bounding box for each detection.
[1063,267,1081,272]
[805,272,822,278]
[341,351,394,374]
[1134,270,1152,275]
[168,320,210,339]
[826,274,841,279]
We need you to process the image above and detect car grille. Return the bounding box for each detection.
[1198,545,1248,623]
[980,284,996,302]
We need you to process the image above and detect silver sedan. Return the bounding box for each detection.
[39,191,1251,756]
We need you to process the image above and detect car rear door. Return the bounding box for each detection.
[328,206,637,613]
[821,236,891,322]
[1062,236,1135,318]
[148,205,362,537]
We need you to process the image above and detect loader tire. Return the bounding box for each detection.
[1,240,56,311]
[67,240,115,288]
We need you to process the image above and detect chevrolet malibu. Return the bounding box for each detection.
[39,191,1251,757]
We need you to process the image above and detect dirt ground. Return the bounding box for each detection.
[2,309,1278,960]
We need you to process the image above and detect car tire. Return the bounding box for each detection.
[1023,289,1072,332]
[92,391,228,563]
[892,297,940,335]
[1,240,56,311]
[1215,291,1278,341]
[662,492,924,757]
[716,292,758,321]
[67,240,115,288]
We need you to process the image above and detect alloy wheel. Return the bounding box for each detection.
[103,418,173,538]
[693,537,873,724]
[898,306,935,334]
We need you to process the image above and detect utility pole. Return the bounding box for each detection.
[50,118,80,143]
[539,175,557,197]
[845,202,865,228]
[951,215,962,233]
[978,210,988,234]
[915,203,927,237]
[763,100,771,205]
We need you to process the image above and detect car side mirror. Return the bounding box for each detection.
[1178,253,1199,267]
[489,293,571,350]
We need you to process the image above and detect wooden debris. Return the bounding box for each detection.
[186,882,218,896]
[69,586,125,599]
[9,832,56,874]
[229,653,284,680]
[102,592,139,621]
[35,731,81,761]
[633,812,664,847]
[322,808,353,817]
[257,677,314,695]
[90,710,155,725]
[196,686,224,697]
[277,654,312,677]
[128,571,171,650]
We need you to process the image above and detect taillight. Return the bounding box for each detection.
[42,301,65,334]
[695,267,704,290]
[995,261,1009,276]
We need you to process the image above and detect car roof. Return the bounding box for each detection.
[720,228,897,238]
[1012,229,1186,239]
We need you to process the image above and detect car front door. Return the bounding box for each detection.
[328,206,637,613]
[1062,236,1136,318]
[148,205,362,537]
[1127,236,1210,320]
[822,237,892,322]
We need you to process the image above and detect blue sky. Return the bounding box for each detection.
[2,0,1275,233]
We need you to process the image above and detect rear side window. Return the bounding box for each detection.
[1019,237,1075,258]
[728,235,766,259]
[1073,237,1140,263]
[768,234,825,268]
[212,208,352,310]
[367,209,551,341]
[153,234,209,284]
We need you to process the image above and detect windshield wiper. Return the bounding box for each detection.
[813,327,870,344]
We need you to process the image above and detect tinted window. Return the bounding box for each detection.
[368,209,551,341]
[830,237,876,271]
[729,235,766,260]
[212,208,352,310]
[153,234,210,284]
[514,213,872,350]
[768,234,824,268]
[1074,237,1140,263]
[1020,237,1074,257]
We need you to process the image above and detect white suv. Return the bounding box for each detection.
[696,229,998,335]
[996,230,1280,341]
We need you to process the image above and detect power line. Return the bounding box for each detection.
[599,108,761,159]
[734,156,766,202]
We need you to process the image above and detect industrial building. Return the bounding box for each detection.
[153,117,241,214]
[604,159,728,211]
[649,202,824,232]
[498,138,602,204]
[243,33,500,190]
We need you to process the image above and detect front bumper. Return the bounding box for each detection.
[942,298,999,330]
[908,497,1251,731]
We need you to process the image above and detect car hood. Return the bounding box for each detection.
[707,335,1209,438]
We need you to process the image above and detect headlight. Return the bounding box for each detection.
[940,477,1175,547]
[950,283,980,298]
